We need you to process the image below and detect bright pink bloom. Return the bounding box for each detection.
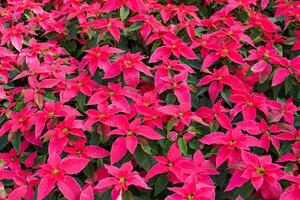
[226,151,284,195]
[229,90,268,120]
[157,104,203,127]
[43,116,85,155]
[202,42,243,69]
[87,83,130,112]
[280,175,300,200]
[1,23,33,51]
[155,70,191,106]
[36,153,89,200]
[196,100,232,130]
[84,103,121,129]
[145,143,184,181]
[269,98,297,125]
[0,106,35,137]
[149,36,197,63]
[104,52,153,88]
[166,174,215,200]
[81,45,123,75]
[237,119,283,151]
[94,161,150,200]
[109,116,163,164]
[200,128,261,167]
[94,18,124,42]
[197,66,245,102]
[277,142,300,163]
[64,139,109,159]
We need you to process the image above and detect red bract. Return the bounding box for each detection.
[196,100,232,130]
[94,161,150,200]
[166,175,215,200]
[200,128,261,167]
[0,106,35,137]
[1,0,300,199]
[81,45,123,76]
[1,23,32,51]
[197,66,244,102]
[149,36,197,63]
[64,139,109,159]
[104,52,153,88]
[237,119,283,151]
[229,90,268,120]
[146,143,184,181]
[109,116,163,164]
[43,116,85,155]
[234,152,284,200]
[36,153,89,200]
[202,42,243,69]
[87,82,130,112]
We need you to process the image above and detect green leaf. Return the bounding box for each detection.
[233,182,254,199]
[89,132,100,146]
[127,22,142,32]
[188,139,200,150]
[150,41,161,52]
[178,138,188,155]
[123,191,134,200]
[0,134,8,151]
[154,175,169,196]
[165,93,176,104]
[279,142,292,156]
[220,91,232,107]
[274,44,283,56]
[14,99,24,112]
[134,146,153,170]
[120,6,130,21]
[167,117,177,132]
[11,132,22,153]
[76,93,86,112]
[43,92,57,102]
[139,138,152,155]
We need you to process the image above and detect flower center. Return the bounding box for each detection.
[52,169,60,175]
[246,101,253,106]
[171,82,178,87]
[256,166,265,175]
[125,60,132,67]
[187,195,194,200]
[48,111,55,118]
[229,139,236,145]
[297,156,300,163]
[263,54,269,62]
[152,115,158,119]
[178,112,183,117]
[264,131,270,135]
[63,128,69,133]
[119,177,126,183]
[222,48,229,55]
[99,113,106,119]
[127,131,133,136]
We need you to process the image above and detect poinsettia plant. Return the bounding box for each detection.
[0,0,300,199]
